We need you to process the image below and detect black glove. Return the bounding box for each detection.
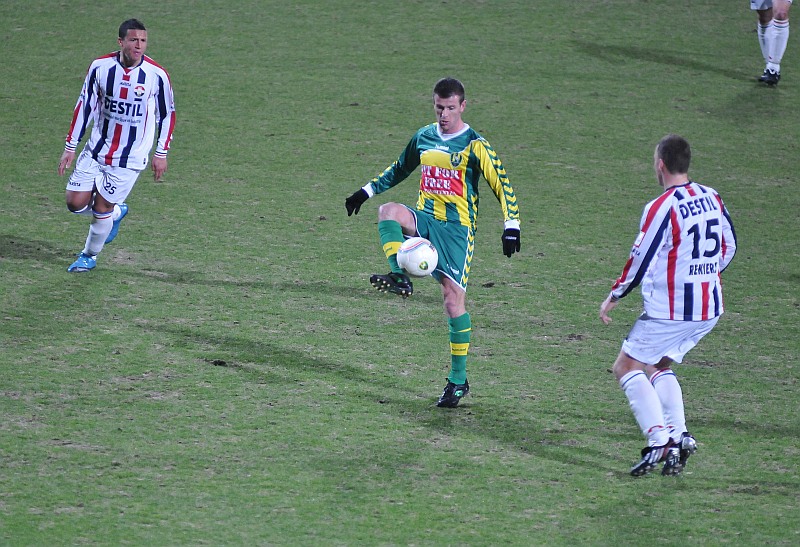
[345,189,369,216]
[502,228,520,257]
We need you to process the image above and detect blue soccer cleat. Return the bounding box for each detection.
[67,252,97,272]
[105,203,128,244]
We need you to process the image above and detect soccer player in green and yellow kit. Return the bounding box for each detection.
[345,77,521,408]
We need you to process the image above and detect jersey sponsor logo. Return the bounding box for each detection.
[420,165,464,196]
[103,96,144,118]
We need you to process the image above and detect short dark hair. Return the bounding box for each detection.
[119,18,146,39]
[656,134,691,174]
[433,77,465,102]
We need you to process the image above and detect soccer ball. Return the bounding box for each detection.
[397,237,438,277]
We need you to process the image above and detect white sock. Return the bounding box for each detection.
[759,22,771,62]
[83,210,113,256]
[650,369,686,438]
[111,203,122,222]
[619,370,670,446]
[768,19,790,72]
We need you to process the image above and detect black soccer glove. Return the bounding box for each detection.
[502,228,521,257]
[345,189,369,216]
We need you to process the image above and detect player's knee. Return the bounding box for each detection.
[612,352,643,380]
[67,203,89,214]
[378,202,403,220]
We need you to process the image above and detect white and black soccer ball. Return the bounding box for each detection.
[397,237,438,277]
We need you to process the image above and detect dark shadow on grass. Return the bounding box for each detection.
[146,321,621,473]
[571,40,747,82]
[415,403,626,474]
[720,86,784,124]
[0,234,68,262]
[131,265,443,304]
[145,322,404,389]
[142,321,800,490]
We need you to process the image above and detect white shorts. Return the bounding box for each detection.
[66,150,142,204]
[622,314,719,366]
[751,0,792,10]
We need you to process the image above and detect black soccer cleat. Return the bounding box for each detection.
[660,445,683,476]
[677,431,697,469]
[662,431,698,476]
[436,379,470,408]
[758,69,780,86]
[370,272,413,298]
[629,439,676,477]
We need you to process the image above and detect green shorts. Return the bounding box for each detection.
[405,206,473,291]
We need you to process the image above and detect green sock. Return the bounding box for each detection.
[378,220,404,274]
[448,313,471,385]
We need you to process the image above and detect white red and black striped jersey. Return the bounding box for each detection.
[64,52,176,170]
[611,181,737,321]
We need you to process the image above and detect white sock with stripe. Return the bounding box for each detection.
[767,19,790,72]
[83,209,113,256]
[619,370,670,446]
[650,368,686,439]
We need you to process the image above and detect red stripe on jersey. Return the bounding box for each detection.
[144,55,169,76]
[641,188,676,233]
[713,193,730,262]
[120,74,130,99]
[685,184,697,197]
[612,256,635,291]
[104,123,124,165]
[667,207,681,319]
[701,281,710,320]
[162,110,176,152]
[66,100,84,144]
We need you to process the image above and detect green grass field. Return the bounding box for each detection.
[2,0,799,544]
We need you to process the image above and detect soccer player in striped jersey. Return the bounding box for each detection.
[600,135,737,476]
[58,18,176,272]
[752,0,793,85]
[345,77,521,408]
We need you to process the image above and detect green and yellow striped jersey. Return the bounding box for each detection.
[368,123,519,232]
